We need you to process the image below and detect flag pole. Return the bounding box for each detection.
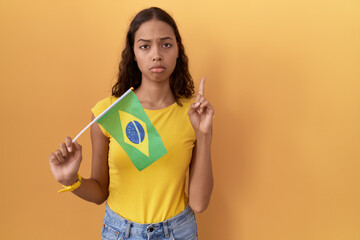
[72,87,134,143]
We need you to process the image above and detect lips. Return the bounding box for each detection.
[150,65,166,73]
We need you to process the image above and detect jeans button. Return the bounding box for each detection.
[148,226,154,232]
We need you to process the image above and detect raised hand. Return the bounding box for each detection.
[49,136,82,186]
[188,77,215,136]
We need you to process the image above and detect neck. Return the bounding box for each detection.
[134,79,175,110]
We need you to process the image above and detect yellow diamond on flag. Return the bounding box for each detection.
[118,110,149,157]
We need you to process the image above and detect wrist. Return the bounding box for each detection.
[195,132,212,144]
[58,173,82,193]
[59,174,79,186]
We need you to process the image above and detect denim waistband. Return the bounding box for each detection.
[103,203,195,238]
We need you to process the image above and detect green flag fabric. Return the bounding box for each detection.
[97,91,167,171]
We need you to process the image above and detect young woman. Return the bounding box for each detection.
[49,7,214,240]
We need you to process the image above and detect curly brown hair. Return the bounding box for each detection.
[112,7,194,105]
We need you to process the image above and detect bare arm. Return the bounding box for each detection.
[49,114,109,204]
[188,135,214,213]
[71,114,109,204]
[187,77,214,213]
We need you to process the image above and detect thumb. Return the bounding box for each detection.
[73,141,82,151]
[72,141,83,164]
[188,102,199,116]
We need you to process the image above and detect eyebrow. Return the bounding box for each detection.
[137,37,174,43]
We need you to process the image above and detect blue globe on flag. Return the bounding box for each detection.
[126,121,145,144]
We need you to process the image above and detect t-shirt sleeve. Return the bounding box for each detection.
[91,97,112,138]
[180,97,197,143]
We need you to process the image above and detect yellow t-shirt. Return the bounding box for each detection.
[91,96,196,224]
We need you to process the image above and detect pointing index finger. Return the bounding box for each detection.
[199,77,205,96]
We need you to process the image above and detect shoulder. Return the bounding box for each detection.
[91,96,117,117]
[178,97,194,109]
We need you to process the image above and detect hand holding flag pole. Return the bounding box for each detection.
[50,84,167,186]
[49,88,135,186]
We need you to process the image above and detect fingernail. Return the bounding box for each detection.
[68,147,72,152]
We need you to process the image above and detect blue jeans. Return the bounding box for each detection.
[101,204,198,240]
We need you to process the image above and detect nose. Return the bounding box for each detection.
[152,47,162,62]
[152,56,162,61]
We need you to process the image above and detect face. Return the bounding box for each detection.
[133,19,179,84]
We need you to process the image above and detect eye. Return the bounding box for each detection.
[140,45,149,50]
[162,43,172,48]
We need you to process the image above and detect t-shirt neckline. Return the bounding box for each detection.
[144,101,177,113]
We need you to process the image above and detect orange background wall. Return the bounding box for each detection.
[1,0,359,239]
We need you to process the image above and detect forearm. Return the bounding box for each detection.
[71,177,109,205]
[188,134,214,213]
[72,116,110,205]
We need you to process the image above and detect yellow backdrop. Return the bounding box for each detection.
[1,0,359,239]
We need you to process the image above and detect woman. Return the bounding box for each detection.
[49,7,214,240]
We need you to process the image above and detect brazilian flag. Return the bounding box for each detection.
[97,91,167,171]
